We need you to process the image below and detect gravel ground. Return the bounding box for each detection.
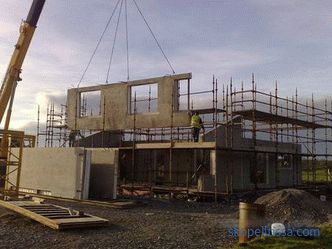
[0,198,238,249]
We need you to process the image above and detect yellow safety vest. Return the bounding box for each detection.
[191,114,201,128]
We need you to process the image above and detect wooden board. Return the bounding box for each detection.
[0,200,109,230]
[122,141,217,150]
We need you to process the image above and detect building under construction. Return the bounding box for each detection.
[31,72,332,199]
[4,1,332,245]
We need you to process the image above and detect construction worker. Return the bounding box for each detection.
[68,130,83,147]
[190,111,204,142]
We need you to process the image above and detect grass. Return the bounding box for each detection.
[221,220,332,249]
[302,168,330,182]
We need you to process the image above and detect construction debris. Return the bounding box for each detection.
[255,189,330,226]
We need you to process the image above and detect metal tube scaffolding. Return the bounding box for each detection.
[36,75,332,198]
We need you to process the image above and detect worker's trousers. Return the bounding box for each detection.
[192,127,200,142]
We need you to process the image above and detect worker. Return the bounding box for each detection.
[190,111,205,142]
[68,130,83,147]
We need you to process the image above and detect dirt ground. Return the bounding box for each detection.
[0,198,239,249]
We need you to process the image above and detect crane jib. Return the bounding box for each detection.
[0,0,45,124]
[26,0,46,27]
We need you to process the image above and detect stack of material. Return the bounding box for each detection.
[255,189,330,226]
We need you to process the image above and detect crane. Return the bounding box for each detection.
[0,0,45,124]
[0,0,45,193]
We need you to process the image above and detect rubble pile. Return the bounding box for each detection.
[255,189,330,226]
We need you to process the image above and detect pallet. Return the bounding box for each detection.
[0,199,109,230]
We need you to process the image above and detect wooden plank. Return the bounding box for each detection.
[135,143,171,149]
[33,212,70,215]
[132,142,216,150]
[29,208,68,211]
[173,141,216,149]
[23,206,58,209]
[24,208,66,212]
[11,202,49,206]
[43,214,72,218]
[24,206,66,210]
[55,217,109,230]
[46,215,85,219]
[54,217,108,225]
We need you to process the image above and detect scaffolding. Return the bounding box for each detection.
[117,75,332,198]
[41,75,332,199]
[230,77,332,187]
[0,129,35,196]
[37,103,69,147]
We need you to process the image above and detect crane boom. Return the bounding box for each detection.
[0,0,45,125]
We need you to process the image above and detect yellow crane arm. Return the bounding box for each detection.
[0,0,45,125]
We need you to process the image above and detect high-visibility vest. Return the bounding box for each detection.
[191,114,201,128]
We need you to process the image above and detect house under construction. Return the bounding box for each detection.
[26,72,330,200]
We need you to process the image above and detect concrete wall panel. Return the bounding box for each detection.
[11,148,90,199]
[67,73,192,130]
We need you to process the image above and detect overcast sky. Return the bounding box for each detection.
[1,0,332,132]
